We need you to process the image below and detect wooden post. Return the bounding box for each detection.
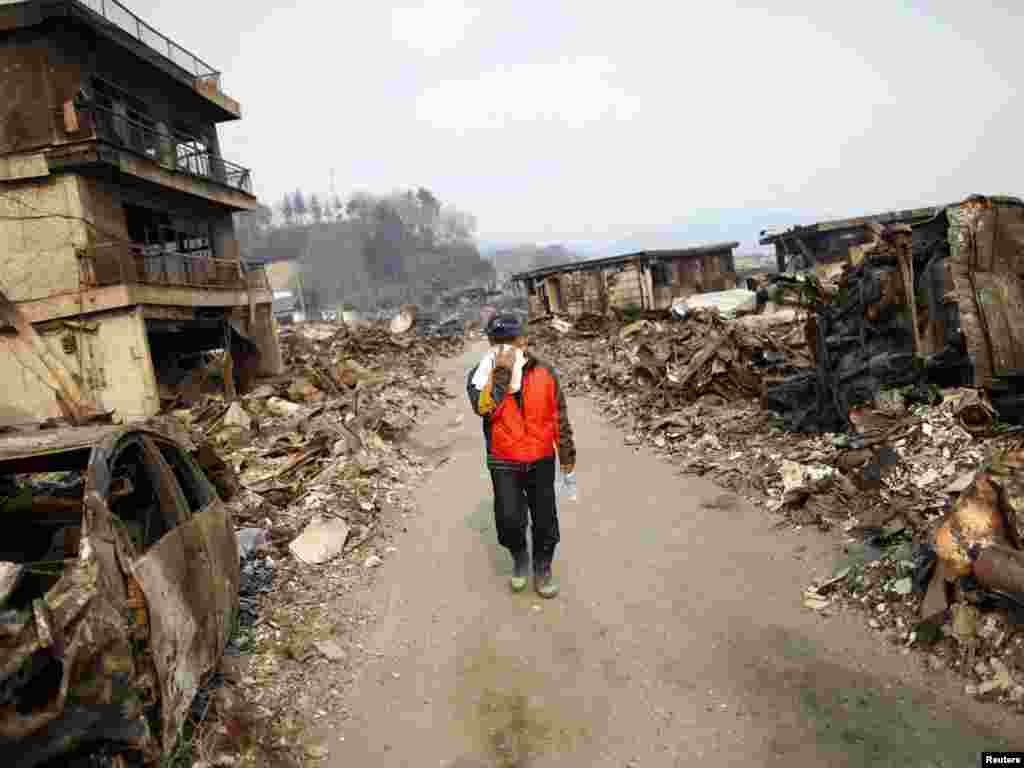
[223,324,236,401]
[896,237,923,356]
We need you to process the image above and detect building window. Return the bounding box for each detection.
[89,77,157,157]
[174,123,214,178]
[124,204,213,258]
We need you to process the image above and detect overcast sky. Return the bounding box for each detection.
[132,0,1019,247]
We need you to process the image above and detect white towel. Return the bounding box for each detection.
[472,346,526,393]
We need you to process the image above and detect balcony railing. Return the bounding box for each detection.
[72,0,222,88]
[82,244,270,292]
[82,103,252,194]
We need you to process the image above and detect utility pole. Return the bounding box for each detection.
[295,265,309,320]
[297,232,311,320]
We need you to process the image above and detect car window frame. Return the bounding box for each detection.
[105,434,185,550]
[151,437,217,516]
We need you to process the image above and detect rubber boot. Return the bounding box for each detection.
[510,550,529,593]
[534,562,559,599]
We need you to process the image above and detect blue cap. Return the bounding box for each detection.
[486,313,524,340]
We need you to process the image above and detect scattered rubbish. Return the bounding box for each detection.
[390,304,418,335]
[944,471,976,495]
[551,317,573,335]
[238,527,271,559]
[305,743,330,760]
[313,639,348,663]
[891,577,914,595]
[267,396,304,418]
[951,603,980,643]
[528,280,1024,711]
[802,589,832,611]
[780,461,835,503]
[947,389,997,435]
[673,288,757,320]
[921,561,950,620]
[288,377,325,404]
[971,546,1024,597]
[934,470,1020,580]
[223,400,252,428]
[289,517,352,565]
[364,554,384,568]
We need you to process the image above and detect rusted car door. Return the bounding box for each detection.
[129,435,239,753]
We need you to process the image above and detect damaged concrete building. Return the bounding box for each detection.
[512,242,739,318]
[760,205,942,273]
[0,0,283,426]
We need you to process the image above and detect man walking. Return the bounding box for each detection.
[467,314,576,598]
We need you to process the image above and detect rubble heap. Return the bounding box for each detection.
[152,319,457,765]
[530,298,1024,712]
[533,307,811,406]
[765,195,1024,432]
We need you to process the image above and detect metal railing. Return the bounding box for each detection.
[84,103,252,194]
[83,244,269,291]
[73,0,222,88]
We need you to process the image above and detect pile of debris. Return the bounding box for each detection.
[150,319,456,765]
[800,443,1024,709]
[765,195,1024,432]
[529,285,1024,710]
[532,304,810,404]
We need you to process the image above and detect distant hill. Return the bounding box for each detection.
[603,208,814,255]
[479,207,815,262]
[484,243,588,275]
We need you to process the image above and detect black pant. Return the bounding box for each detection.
[489,456,560,566]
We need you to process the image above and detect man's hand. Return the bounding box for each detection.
[494,345,517,370]
[561,463,575,475]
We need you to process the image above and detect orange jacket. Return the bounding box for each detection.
[490,365,560,463]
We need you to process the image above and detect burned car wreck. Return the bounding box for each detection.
[0,426,239,767]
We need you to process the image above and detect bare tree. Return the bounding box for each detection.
[292,189,308,225]
[280,194,294,226]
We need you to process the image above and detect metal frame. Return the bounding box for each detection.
[83,244,269,292]
[73,0,222,86]
[83,102,252,193]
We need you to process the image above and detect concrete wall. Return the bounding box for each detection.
[0,22,229,153]
[94,307,160,420]
[0,29,53,155]
[0,173,89,301]
[0,307,158,426]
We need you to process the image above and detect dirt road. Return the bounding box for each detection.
[321,343,1021,767]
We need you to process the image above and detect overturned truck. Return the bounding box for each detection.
[765,195,1024,431]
